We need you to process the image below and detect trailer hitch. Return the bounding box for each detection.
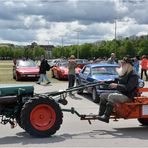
[62,107,99,124]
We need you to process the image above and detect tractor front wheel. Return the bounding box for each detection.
[20,97,63,137]
[138,118,148,126]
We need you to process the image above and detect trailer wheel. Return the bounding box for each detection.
[20,97,63,138]
[138,118,148,126]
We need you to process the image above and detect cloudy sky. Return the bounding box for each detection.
[0,0,148,46]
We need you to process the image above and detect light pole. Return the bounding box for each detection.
[60,35,64,57]
[74,30,80,59]
[114,19,117,41]
[77,31,80,59]
[45,40,51,58]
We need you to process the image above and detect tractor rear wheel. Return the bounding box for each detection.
[138,118,148,126]
[20,97,63,137]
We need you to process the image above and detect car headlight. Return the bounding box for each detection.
[138,79,145,88]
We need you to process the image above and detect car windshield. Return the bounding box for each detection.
[76,59,88,64]
[92,66,118,75]
[59,62,68,67]
[17,60,37,67]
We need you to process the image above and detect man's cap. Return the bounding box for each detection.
[121,56,133,66]
[69,55,76,59]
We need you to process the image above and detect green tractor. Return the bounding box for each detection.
[0,84,63,138]
[3,82,146,138]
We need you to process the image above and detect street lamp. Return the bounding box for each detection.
[74,30,81,59]
[114,18,130,40]
[77,31,80,58]
[114,19,117,40]
[45,40,51,58]
[61,35,64,57]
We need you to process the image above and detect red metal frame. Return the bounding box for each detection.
[113,88,148,120]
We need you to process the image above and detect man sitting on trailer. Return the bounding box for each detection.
[98,56,139,123]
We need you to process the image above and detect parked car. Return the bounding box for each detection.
[76,63,144,103]
[47,59,67,67]
[76,59,89,69]
[13,60,39,81]
[51,61,81,80]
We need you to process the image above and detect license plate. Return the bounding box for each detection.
[27,75,35,77]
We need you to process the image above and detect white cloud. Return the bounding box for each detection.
[22,15,46,28]
[0,0,147,45]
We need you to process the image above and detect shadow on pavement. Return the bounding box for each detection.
[0,126,148,145]
[59,126,148,140]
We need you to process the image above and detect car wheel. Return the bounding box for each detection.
[16,74,21,81]
[13,73,16,79]
[57,73,61,80]
[76,79,83,94]
[51,71,55,78]
[92,87,99,103]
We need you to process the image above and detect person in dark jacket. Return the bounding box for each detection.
[36,55,51,85]
[98,56,139,123]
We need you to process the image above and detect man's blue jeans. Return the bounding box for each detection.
[37,74,50,83]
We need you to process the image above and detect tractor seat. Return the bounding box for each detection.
[0,95,18,104]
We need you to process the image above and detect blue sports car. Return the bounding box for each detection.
[76,63,144,103]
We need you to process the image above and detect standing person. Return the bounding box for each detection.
[98,56,139,123]
[107,52,116,64]
[68,55,77,95]
[133,55,140,74]
[140,55,148,81]
[36,55,51,85]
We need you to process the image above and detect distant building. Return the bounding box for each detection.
[40,45,54,58]
[0,43,14,47]
[27,42,55,58]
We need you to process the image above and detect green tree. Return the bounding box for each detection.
[138,40,148,56]
[13,48,24,58]
[33,46,46,58]
[124,40,135,57]
[80,43,93,59]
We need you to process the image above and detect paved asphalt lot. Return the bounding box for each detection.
[0,81,148,148]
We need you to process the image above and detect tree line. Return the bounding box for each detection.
[53,36,148,60]
[0,35,147,60]
[0,45,46,60]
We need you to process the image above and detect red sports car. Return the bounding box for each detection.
[13,60,40,81]
[76,59,89,69]
[51,62,81,80]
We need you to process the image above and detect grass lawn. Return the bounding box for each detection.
[0,60,61,84]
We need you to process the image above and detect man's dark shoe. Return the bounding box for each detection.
[46,82,51,85]
[36,82,41,85]
[98,115,109,123]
